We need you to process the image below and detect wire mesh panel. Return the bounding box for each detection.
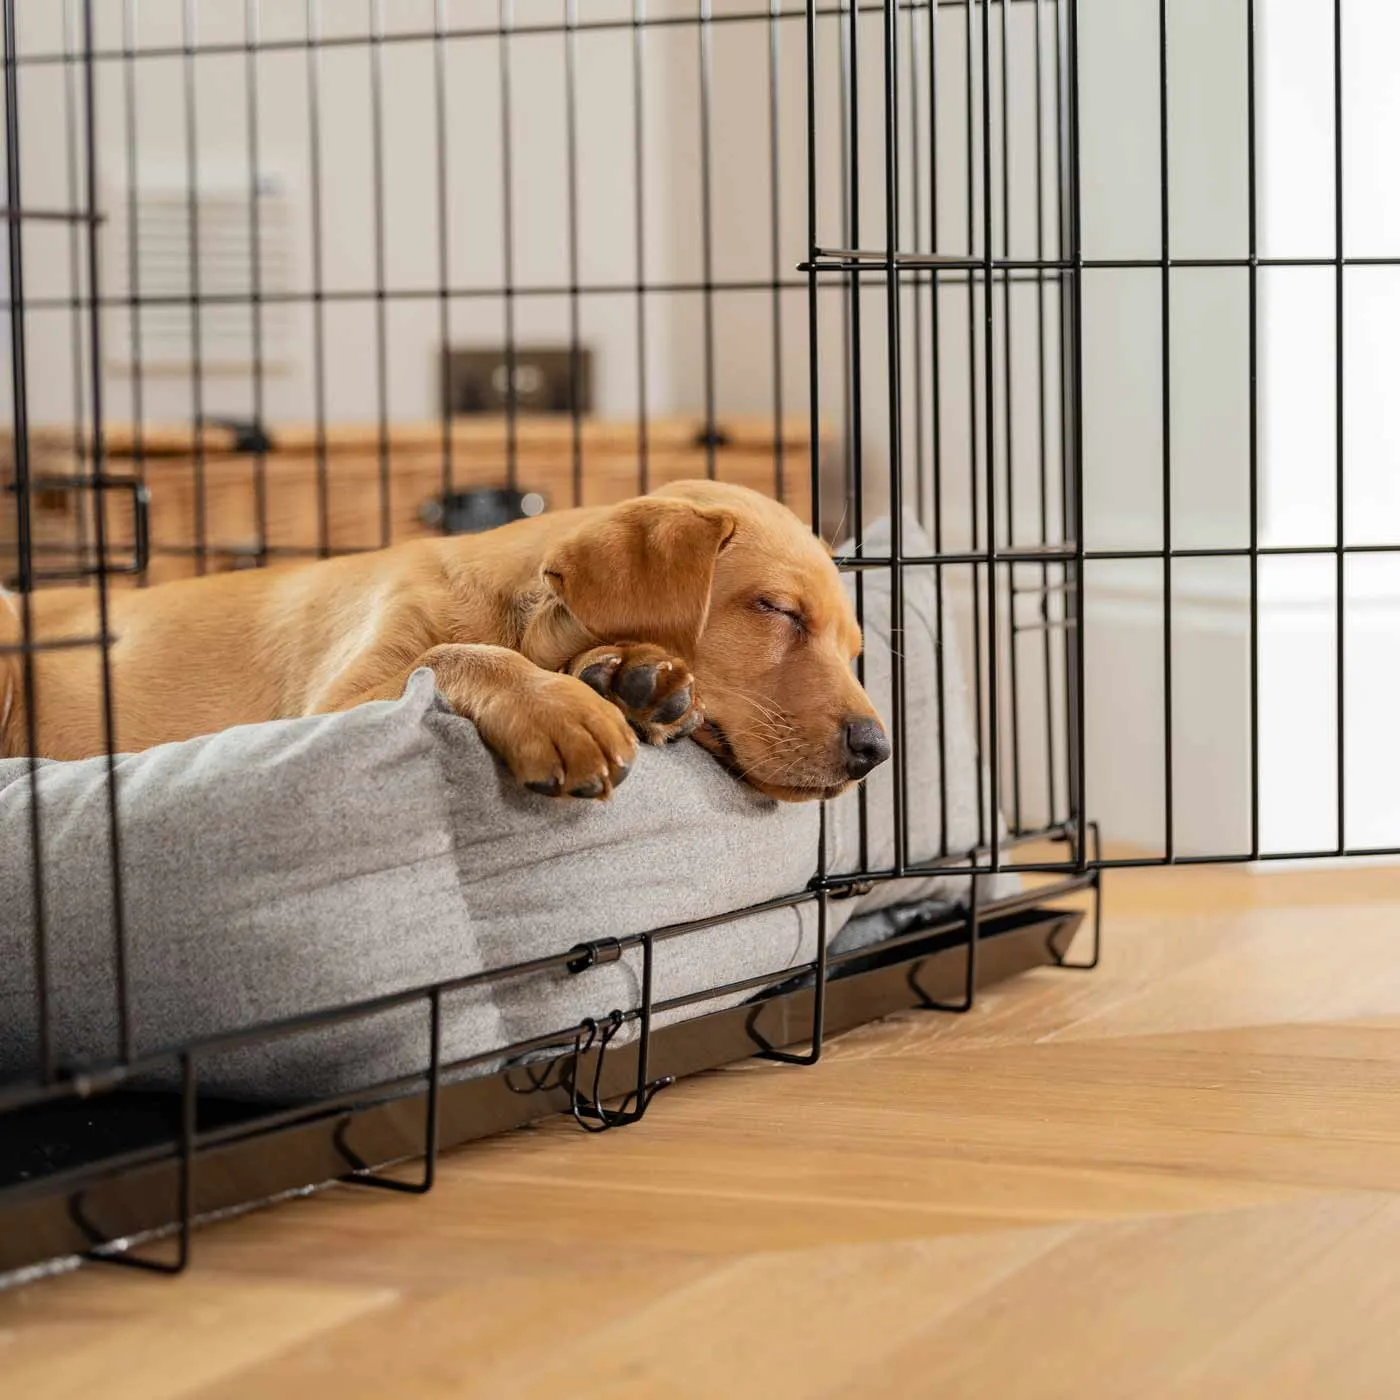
[2,0,1390,1281]
[808,0,1080,868]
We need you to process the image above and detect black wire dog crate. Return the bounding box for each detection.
[1,0,1388,1282]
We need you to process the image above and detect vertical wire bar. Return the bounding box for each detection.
[835,0,849,530]
[337,991,441,1192]
[999,0,1022,835]
[83,0,131,1062]
[244,0,268,568]
[806,0,826,888]
[917,848,980,1012]
[1158,0,1174,859]
[423,988,441,1189]
[635,939,654,1110]
[1246,0,1259,859]
[882,0,907,875]
[305,0,329,557]
[768,0,786,504]
[76,1050,198,1271]
[698,0,718,475]
[174,1050,196,1270]
[807,0,820,544]
[908,2,926,532]
[811,879,829,1056]
[806,0,831,1065]
[4,0,51,1080]
[963,864,981,1007]
[980,0,1000,872]
[432,0,454,525]
[1054,0,1072,833]
[1065,0,1087,864]
[632,0,650,493]
[928,0,950,856]
[845,0,870,873]
[498,0,519,490]
[1034,0,1058,827]
[121,0,147,585]
[761,884,830,1061]
[368,0,391,550]
[1333,0,1345,853]
[965,0,988,851]
[61,0,89,573]
[181,0,207,576]
[564,0,584,508]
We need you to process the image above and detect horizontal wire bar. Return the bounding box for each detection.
[0,270,1073,318]
[655,962,829,1016]
[19,540,1391,574]
[1087,543,1400,559]
[810,252,1400,271]
[837,844,1400,883]
[834,542,1400,568]
[623,878,1094,1021]
[1013,620,1076,634]
[0,206,104,223]
[7,2,1048,70]
[4,260,1382,315]
[4,473,143,489]
[0,634,113,656]
[10,571,129,586]
[1014,581,1075,596]
[1102,847,1400,867]
[812,247,982,267]
[16,540,1400,576]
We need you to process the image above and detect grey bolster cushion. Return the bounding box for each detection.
[0,517,1010,1100]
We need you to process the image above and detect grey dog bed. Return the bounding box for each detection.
[0,518,1008,1101]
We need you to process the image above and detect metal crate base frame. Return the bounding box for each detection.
[0,897,1086,1284]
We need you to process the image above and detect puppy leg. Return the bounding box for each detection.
[318,643,637,799]
[566,643,703,746]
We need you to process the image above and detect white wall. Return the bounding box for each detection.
[1073,0,1400,858]
[9,1,703,428]
[2,3,965,489]
[1074,0,1259,855]
[1256,0,1400,855]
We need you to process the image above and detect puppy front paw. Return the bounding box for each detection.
[567,643,703,747]
[474,671,637,799]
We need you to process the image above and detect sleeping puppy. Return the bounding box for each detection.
[0,481,890,801]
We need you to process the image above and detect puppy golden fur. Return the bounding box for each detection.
[0,481,889,801]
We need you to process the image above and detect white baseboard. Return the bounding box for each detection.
[1081,571,1400,857]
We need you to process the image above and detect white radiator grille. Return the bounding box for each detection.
[108,174,293,374]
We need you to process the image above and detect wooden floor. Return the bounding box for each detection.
[7,859,1400,1398]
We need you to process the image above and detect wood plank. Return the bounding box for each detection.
[840,1193,1392,1400]
[0,1272,393,1400]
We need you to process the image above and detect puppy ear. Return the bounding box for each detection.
[541,497,736,659]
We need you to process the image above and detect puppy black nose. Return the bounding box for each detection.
[842,716,891,779]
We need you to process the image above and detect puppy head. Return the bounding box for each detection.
[538,481,889,802]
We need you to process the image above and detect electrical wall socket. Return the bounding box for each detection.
[441,346,592,416]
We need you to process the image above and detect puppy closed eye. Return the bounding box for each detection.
[754,596,806,634]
